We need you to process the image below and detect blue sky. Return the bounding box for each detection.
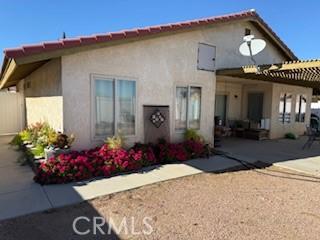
[0,0,319,61]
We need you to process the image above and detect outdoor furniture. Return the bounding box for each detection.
[244,129,269,140]
[228,120,269,140]
[303,126,320,149]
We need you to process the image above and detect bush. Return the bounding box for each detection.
[34,139,209,185]
[285,132,297,140]
[105,134,125,150]
[183,129,203,142]
[31,144,45,158]
[11,122,75,150]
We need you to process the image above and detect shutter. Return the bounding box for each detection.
[197,43,216,72]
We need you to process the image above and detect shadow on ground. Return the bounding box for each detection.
[0,200,120,240]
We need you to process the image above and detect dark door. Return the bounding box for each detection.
[144,106,170,144]
[247,93,264,122]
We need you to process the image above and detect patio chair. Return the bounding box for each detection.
[302,126,320,149]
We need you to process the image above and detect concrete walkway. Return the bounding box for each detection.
[0,136,52,221]
[0,136,240,221]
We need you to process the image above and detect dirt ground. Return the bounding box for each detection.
[1,167,320,240]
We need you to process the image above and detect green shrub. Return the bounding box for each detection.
[285,132,297,140]
[10,134,23,146]
[20,130,32,142]
[184,129,203,142]
[10,122,75,150]
[31,144,45,157]
[105,132,126,150]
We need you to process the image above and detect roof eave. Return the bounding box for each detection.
[0,58,17,89]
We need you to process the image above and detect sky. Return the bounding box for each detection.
[0,0,319,61]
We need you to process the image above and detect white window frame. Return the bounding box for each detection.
[90,74,137,141]
[175,85,202,131]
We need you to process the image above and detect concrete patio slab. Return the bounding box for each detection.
[0,187,52,221]
[0,165,36,194]
[219,137,320,175]
[274,156,320,176]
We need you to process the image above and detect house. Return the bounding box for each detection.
[0,9,319,150]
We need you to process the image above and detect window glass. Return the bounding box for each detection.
[189,87,201,129]
[117,80,136,135]
[175,87,188,130]
[301,96,307,122]
[279,93,285,122]
[284,94,292,123]
[295,95,307,122]
[279,93,292,123]
[95,79,114,136]
[175,86,201,130]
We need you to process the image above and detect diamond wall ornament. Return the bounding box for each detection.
[150,109,166,128]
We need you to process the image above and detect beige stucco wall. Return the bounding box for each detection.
[216,78,313,139]
[25,97,63,131]
[216,81,243,120]
[241,83,273,120]
[61,21,290,149]
[24,58,63,131]
[269,83,312,139]
[216,77,273,124]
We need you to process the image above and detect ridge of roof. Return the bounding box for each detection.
[2,9,297,60]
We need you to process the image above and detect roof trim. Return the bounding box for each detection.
[0,9,298,89]
[3,9,297,61]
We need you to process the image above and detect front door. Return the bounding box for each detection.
[247,93,264,123]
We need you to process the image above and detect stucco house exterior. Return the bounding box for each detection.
[0,10,318,150]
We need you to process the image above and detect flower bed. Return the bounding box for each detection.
[10,122,75,166]
[34,139,210,185]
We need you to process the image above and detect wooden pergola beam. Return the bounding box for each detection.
[216,60,320,89]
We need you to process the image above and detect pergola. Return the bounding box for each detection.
[216,60,320,93]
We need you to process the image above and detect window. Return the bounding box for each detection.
[245,28,251,36]
[175,86,201,130]
[92,76,136,138]
[175,87,188,130]
[279,93,292,123]
[295,95,307,122]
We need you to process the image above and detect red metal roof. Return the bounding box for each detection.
[3,9,297,60]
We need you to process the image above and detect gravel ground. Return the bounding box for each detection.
[1,167,320,240]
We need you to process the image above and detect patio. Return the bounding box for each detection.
[219,136,320,176]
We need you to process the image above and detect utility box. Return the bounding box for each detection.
[197,43,216,72]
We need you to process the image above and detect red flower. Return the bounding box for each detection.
[34,139,208,185]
